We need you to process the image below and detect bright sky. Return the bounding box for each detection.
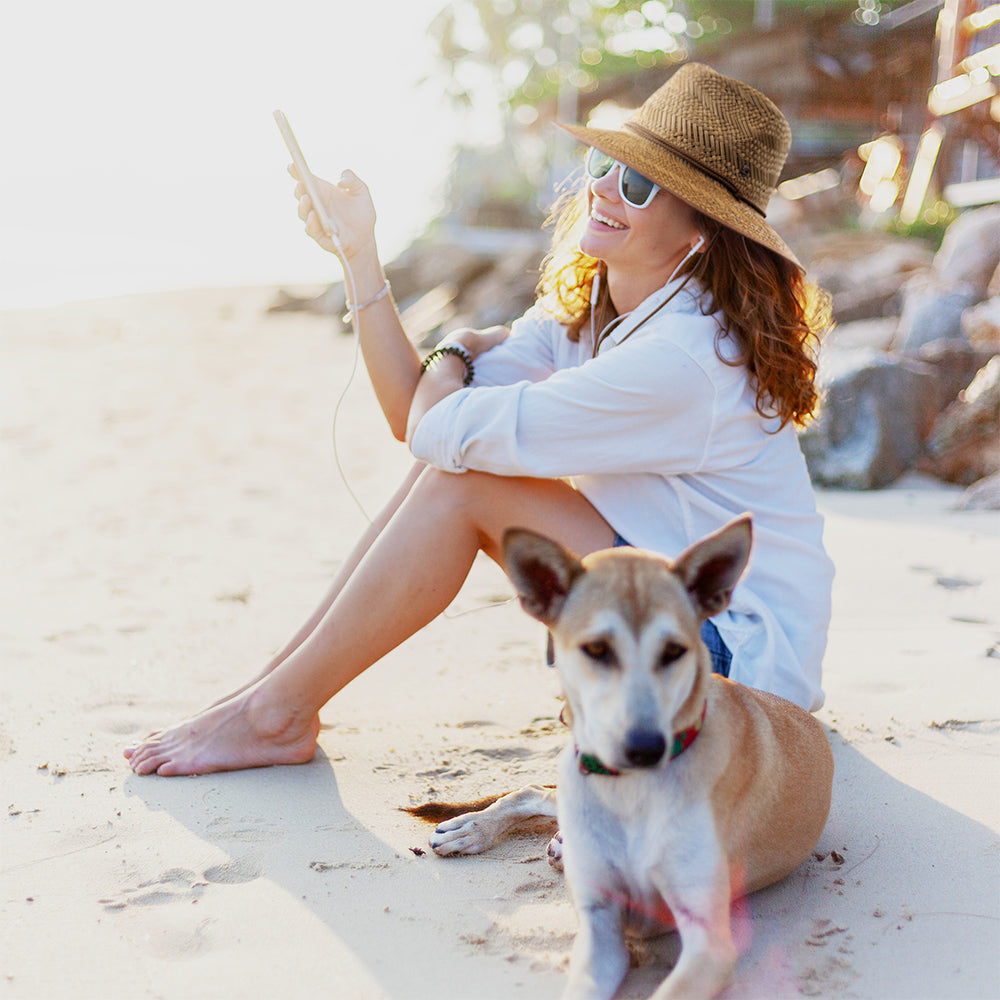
[0,0,472,308]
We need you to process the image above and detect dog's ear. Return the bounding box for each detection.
[673,515,752,619]
[503,528,585,626]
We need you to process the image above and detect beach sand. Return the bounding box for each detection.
[2,287,998,999]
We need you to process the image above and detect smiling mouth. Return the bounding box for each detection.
[590,209,626,230]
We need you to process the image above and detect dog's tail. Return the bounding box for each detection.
[402,795,505,823]
[402,786,556,824]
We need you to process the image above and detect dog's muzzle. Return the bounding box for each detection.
[623,728,667,768]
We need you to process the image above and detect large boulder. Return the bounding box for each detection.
[917,339,999,410]
[821,317,897,352]
[891,272,980,353]
[962,296,1000,350]
[889,206,1000,354]
[954,471,1000,511]
[801,233,933,324]
[799,348,940,489]
[921,356,1000,486]
[933,205,1000,299]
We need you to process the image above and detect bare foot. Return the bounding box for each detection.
[123,685,320,776]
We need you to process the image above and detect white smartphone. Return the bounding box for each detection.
[273,110,339,239]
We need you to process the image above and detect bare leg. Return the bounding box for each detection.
[123,465,426,763]
[125,468,614,776]
[206,462,427,707]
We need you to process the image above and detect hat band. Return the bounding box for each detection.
[624,121,767,217]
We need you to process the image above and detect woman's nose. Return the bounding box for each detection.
[590,164,621,203]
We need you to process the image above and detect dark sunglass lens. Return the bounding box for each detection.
[586,147,615,179]
[620,167,656,206]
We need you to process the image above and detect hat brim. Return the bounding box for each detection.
[558,121,800,270]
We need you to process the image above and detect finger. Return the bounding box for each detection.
[336,169,364,193]
[304,211,339,251]
[303,209,324,240]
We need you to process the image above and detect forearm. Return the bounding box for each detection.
[346,244,422,440]
[406,353,469,444]
[405,325,509,447]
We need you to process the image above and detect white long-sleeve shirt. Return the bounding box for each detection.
[409,275,834,710]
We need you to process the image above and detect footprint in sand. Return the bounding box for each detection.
[203,857,262,884]
[100,857,262,910]
[100,867,206,910]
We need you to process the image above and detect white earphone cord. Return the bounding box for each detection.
[327,240,374,525]
[327,230,709,614]
[327,234,511,619]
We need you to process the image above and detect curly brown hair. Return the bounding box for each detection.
[536,191,831,428]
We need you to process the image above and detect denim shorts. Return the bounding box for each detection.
[613,532,732,678]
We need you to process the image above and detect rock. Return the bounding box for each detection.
[917,339,999,411]
[822,317,897,352]
[441,243,543,335]
[921,356,1000,486]
[891,272,979,353]
[954,471,1000,511]
[801,233,933,324]
[266,227,546,340]
[800,348,940,489]
[962,296,1000,350]
[388,239,501,300]
[933,205,1000,299]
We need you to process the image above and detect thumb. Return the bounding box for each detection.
[337,169,365,193]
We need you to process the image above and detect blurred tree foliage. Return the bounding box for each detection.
[428,0,858,124]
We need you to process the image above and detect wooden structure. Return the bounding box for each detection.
[904,0,1000,217]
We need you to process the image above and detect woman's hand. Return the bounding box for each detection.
[445,325,510,360]
[290,165,377,262]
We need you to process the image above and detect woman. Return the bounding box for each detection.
[125,62,834,777]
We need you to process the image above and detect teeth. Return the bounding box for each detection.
[591,210,625,230]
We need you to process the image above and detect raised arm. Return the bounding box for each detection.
[292,166,420,441]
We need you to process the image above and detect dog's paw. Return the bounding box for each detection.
[428,814,496,856]
[547,831,564,871]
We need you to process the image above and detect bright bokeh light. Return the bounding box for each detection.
[858,136,902,197]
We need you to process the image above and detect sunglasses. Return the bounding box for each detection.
[585,147,660,209]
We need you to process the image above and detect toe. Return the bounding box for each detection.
[128,741,167,775]
[431,834,485,856]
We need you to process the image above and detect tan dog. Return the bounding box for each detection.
[424,516,833,1000]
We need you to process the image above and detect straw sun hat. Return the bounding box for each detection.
[558,62,800,268]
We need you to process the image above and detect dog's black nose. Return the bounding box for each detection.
[624,729,667,767]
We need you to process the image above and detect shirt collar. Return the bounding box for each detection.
[598,274,701,350]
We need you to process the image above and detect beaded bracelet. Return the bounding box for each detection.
[420,344,475,387]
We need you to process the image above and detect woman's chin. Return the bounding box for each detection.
[579,226,622,261]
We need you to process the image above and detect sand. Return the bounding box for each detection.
[2,286,998,999]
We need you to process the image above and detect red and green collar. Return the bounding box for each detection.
[576,701,707,777]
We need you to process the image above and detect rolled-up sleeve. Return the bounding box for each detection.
[408,323,717,478]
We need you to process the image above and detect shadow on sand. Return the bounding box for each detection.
[123,726,998,1000]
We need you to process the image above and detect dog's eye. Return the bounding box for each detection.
[581,639,615,665]
[659,641,687,668]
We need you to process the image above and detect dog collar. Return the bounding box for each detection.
[576,701,707,777]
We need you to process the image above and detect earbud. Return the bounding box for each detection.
[691,235,705,253]
[590,267,602,345]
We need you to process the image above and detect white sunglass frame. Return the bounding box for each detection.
[585,148,661,209]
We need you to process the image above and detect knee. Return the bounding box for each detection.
[411,467,509,553]
[413,466,497,512]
